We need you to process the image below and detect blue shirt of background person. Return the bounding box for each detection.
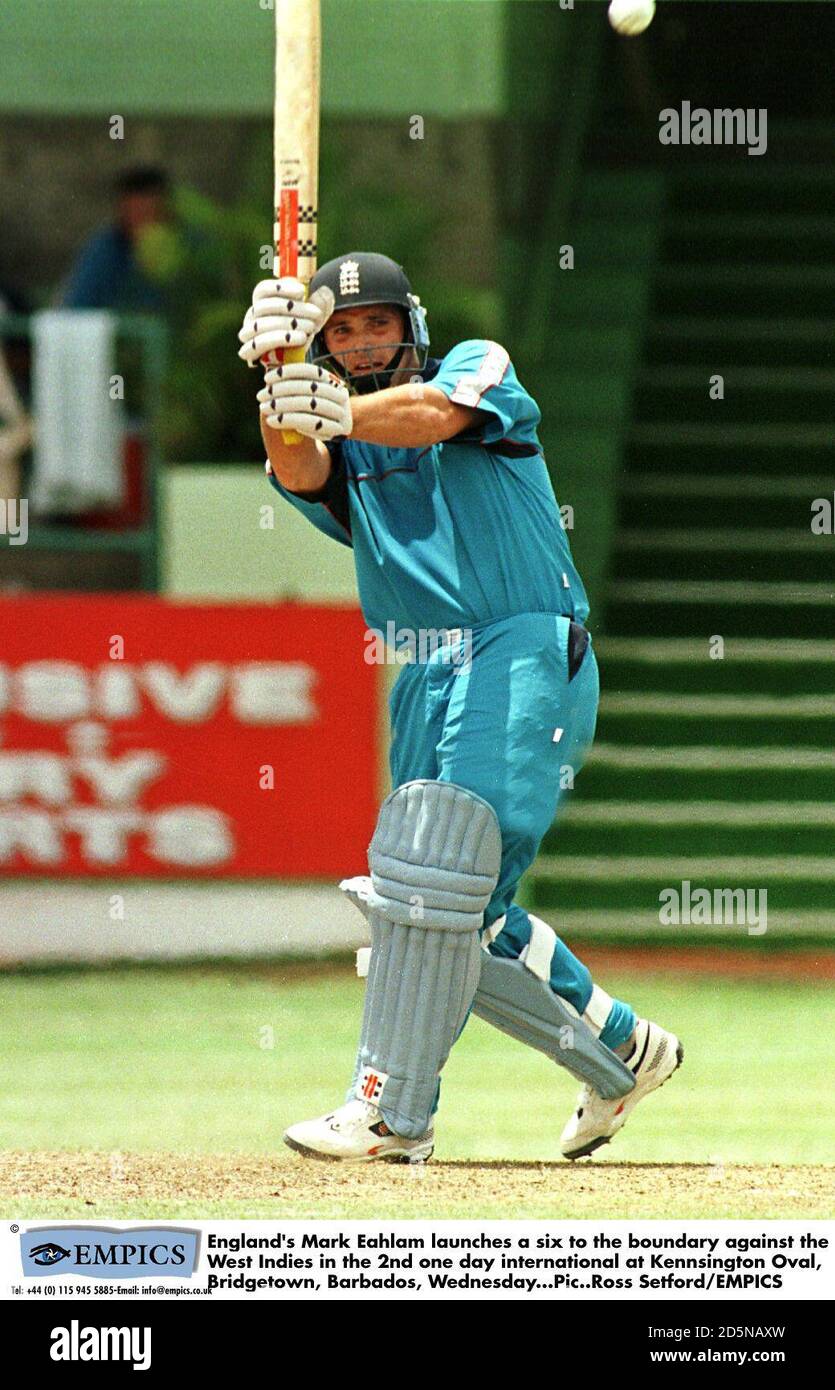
[62,166,170,313]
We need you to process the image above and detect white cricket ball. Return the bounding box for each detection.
[608,0,656,37]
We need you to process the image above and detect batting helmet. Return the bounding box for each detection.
[308,252,430,394]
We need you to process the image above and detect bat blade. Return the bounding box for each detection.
[272,0,321,445]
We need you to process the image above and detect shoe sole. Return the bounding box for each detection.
[283,1134,434,1165]
[563,1040,685,1161]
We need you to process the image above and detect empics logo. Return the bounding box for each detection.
[21,1225,200,1278]
[50,1321,151,1372]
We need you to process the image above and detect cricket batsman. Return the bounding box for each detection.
[238,253,683,1162]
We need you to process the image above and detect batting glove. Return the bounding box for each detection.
[258,363,353,440]
[238,277,335,366]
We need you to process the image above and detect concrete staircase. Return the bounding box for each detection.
[529,157,835,944]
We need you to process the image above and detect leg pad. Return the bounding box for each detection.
[473,953,635,1100]
[355,780,501,1137]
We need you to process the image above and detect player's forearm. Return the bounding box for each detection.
[261,416,331,493]
[349,385,470,448]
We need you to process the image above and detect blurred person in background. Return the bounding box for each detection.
[61,167,175,313]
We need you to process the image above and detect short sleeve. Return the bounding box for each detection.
[429,339,541,446]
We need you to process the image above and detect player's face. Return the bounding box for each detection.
[323,306,406,376]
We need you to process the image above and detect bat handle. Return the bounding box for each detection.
[278,344,305,447]
[260,343,306,447]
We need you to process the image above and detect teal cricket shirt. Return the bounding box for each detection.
[266,339,590,634]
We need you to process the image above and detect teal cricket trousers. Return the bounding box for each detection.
[387,611,635,1050]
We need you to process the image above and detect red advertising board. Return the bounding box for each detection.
[0,597,379,877]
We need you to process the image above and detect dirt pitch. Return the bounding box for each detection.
[2,1152,833,1221]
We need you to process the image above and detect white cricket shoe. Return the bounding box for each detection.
[560,1019,683,1160]
[284,1099,434,1164]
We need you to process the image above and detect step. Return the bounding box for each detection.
[614,555,832,584]
[563,801,835,826]
[657,267,835,289]
[590,129,835,182]
[649,320,835,347]
[647,318,835,369]
[627,473,829,498]
[595,653,835,699]
[601,692,835,717]
[604,607,835,638]
[614,581,834,606]
[604,591,835,639]
[619,529,825,553]
[614,535,832,583]
[669,169,835,215]
[597,708,835,749]
[578,759,835,803]
[665,215,835,266]
[653,265,835,316]
[587,744,835,771]
[515,908,835,942]
[546,822,834,860]
[597,638,835,663]
[535,853,835,880]
[552,800,835,857]
[528,856,835,914]
[635,367,835,424]
[626,423,833,476]
[619,475,827,529]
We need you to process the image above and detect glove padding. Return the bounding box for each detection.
[258,363,353,441]
[238,278,334,366]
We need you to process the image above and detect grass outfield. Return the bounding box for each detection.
[1,957,833,1219]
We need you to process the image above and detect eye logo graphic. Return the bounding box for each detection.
[30,1242,71,1267]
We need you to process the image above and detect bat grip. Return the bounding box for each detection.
[279,345,306,447]
[260,343,306,447]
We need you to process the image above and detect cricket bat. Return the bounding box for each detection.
[272,0,321,445]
